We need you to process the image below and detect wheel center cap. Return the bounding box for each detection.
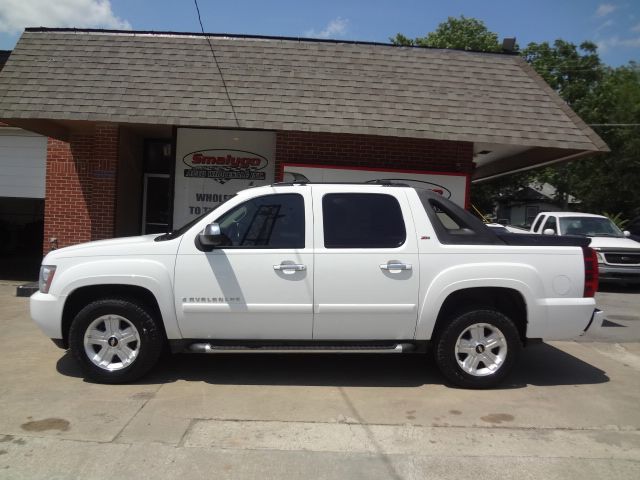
[108,336,119,347]
[475,344,485,354]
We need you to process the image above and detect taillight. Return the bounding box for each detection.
[582,246,599,297]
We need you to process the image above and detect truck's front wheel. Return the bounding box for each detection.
[68,298,164,383]
[435,309,521,388]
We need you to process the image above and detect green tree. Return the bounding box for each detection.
[522,40,604,113]
[517,41,606,210]
[390,33,415,46]
[568,63,640,218]
[391,16,502,52]
[522,42,640,218]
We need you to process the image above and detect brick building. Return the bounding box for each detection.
[0,28,607,274]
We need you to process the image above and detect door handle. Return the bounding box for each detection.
[273,263,306,271]
[379,263,412,271]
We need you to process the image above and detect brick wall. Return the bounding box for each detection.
[43,124,119,253]
[275,131,474,178]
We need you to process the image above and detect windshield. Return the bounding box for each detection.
[155,195,237,241]
[559,216,624,237]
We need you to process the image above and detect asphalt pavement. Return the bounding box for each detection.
[0,283,639,479]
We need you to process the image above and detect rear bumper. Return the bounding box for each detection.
[536,297,598,340]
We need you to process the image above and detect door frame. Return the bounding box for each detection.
[141,173,171,234]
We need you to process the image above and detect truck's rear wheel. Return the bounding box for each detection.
[435,309,521,388]
[69,298,163,384]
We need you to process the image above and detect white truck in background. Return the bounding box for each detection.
[31,183,602,388]
[530,212,640,284]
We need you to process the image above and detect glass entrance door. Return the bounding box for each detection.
[142,174,170,234]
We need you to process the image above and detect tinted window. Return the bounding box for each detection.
[215,194,304,248]
[543,216,557,233]
[323,193,406,248]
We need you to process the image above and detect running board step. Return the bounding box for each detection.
[187,343,415,354]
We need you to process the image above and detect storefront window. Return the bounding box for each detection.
[144,140,172,174]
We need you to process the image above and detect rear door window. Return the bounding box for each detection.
[322,193,406,248]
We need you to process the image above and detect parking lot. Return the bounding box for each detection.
[0,283,639,479]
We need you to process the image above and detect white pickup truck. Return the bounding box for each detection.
[31,183,603,388]
[530,211,640,283]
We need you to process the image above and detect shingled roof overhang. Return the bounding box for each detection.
[0,28,608,180]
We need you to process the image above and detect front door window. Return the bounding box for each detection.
[215,193,304,248]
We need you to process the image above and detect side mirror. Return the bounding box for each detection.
[197,223,226,250]
[624,230,631,237]
[543,228,556,235]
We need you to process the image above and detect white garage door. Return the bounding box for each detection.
[0,128,47,199]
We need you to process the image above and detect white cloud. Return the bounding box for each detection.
[305,17,349,39]
[0,0,131,35]
[596,19,615,32]
[595,3,617,17]
[632,22,640,32]
[597,35,640,53]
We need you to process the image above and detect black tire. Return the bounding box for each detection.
[434,309,521,389]
[68,298,164,384]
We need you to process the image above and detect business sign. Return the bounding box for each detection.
[282,164,468,207]
[174,129,276,227]
[182,149,269,181]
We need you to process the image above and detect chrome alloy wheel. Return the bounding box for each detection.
[83,315,141,371]
[454,323,508,377]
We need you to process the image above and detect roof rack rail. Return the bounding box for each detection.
[270,181,411,187]
[366,179,411,187]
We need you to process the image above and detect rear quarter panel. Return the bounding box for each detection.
[406,191,588,340]
[414,247,586,339]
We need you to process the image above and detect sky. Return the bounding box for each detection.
[0,0,639,66]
